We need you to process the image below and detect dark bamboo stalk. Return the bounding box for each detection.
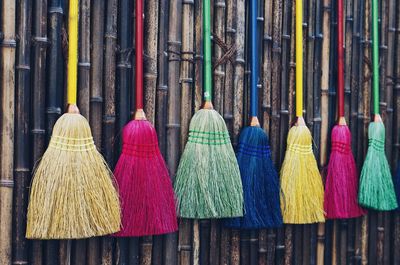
[0,0,16,263]
[223,0,235,133]
[30,0,48,263]
[155,0,169,158]
[178,220,192,265]
[212,0,226,112]
[209,220,220,265]
[194,0,203,112]
[143,0,159,124]
[199,220,210,265]
[240,230,250,265]
[232,0,245,146]
[115,0,133,263]
[78,0,91,120]
[45,0,64,263]
[88,0,105,264]
[89,0,105,149]
[219,226,230,265]
[102,0,118,262]
[13,0,31,264]
[164,0,182,264]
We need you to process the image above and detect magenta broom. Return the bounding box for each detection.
[113,0,178,236]
[323,0,365,219]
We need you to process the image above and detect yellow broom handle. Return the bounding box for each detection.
[67,0,79,105]
[295,0,303,117]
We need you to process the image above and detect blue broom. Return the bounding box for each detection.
[224,0,282,228]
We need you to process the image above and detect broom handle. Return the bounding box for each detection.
[250,0,258,118]
[337,0,345,118]
[295,0,303,118]
[372,0,379,115]
[136,0,144,110]
[204,0,212,102]
[67,0,79,105]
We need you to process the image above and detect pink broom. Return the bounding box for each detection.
[323,0,365,219]
[113,0,178,236]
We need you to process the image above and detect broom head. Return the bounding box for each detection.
[358,120,398,210]
[225,121,282,229]
[26,108,121,239]
[174,106,243,218]
[280,119,325,224]
[114,111,178,236]
[324,122,366,218]
[395,163,400,210]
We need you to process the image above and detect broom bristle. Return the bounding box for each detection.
[174,109,244,218]
[113,120,178,237]
[280,125,325,224]
[358,122,398,210]
[395,163,400,210]
[224,126,282,229]
[26,113,121,239]
[324,125,366,219]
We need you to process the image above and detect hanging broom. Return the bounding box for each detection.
[174,0,243,219]
[323,0,365,219]
[358,0,398,210]
[279,0,325,224]
[224,0,282,229]
[26,0,121,239]
[113,0,178,237]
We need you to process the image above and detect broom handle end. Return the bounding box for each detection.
[250,116,260,127]
[338,117,346,125]
[296,116,306,126]
[67,104,80,114]
[134,109,147,120]
[374,114,382,123]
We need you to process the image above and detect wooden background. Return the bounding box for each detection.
[0,0,400,264]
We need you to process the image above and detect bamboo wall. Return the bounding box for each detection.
[0,0,400,264]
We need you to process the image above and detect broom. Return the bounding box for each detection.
[113,0,178,236]
[323,0,365,219]
[26,0,121,239]
[279,0,325,224]
[224,0,282,229]
[358,0,398,210]
[174,0,243,219]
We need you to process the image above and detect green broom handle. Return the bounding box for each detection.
[372,0,379,115]
[204,0,212,102]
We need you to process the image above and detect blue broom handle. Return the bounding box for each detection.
[250,0,258,117]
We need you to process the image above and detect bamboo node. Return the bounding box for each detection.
[0,179,14,188]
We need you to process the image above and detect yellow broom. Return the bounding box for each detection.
[26,0,121,239]
[279,0,325,224]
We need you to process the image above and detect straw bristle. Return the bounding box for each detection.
[358,122,398,210]
[224,126,282,229]
[113,120,178,237]
[26,113,121,239]
[174,109,243,218]
[324,125,366,219]
[395,163,400,210]
[280,125,325,224]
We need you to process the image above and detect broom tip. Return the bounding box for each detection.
[374,114,382,122]
[134,109,147,120]
[67,104,80,114]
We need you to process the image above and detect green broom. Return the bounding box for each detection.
[358,0,398,210]
[174,0,243,219]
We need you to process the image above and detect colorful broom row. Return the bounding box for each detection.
[25,0,400,240]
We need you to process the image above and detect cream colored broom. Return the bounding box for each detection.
[26,0,121,239]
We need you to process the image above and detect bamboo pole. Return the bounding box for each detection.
[360,0,371,263]
[178,1,194,264]
[13,0,31,264]
[199,220,210,265]
[165,0,182,263]
[30,0,48,263]
[0,0,16,264]
[88,0,105,264]
[45,0,64,263]
[194,0,203,112]
[262,0,272,134]
[143,0,159,124]
[212,0,226,112]
[101,0,118,263]
[155,0,169,158]
[115,0,132,262]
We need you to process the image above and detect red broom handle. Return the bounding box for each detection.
[135,0,144,110]
[337,0,344,118]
